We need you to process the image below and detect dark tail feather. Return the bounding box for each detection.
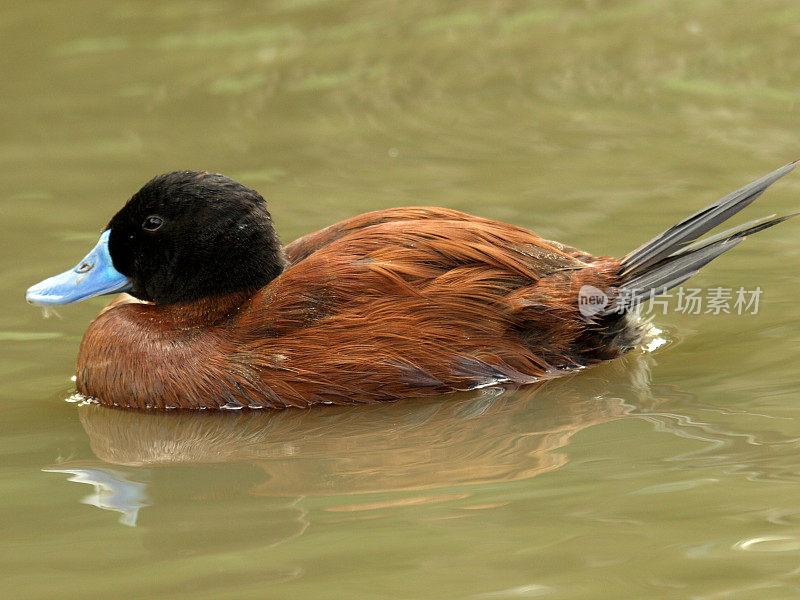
[607,163,797,314]
[620,161,797,279]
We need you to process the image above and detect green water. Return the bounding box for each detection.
[3,1,800,598]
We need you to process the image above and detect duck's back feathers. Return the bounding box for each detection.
[284,207,590,266]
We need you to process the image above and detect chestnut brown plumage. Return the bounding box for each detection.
[38,163,800,409]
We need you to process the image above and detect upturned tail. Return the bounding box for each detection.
[607,161,798,313]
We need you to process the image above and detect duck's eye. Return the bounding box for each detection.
[142,216,164,232]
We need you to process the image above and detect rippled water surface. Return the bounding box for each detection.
[3,1,800,598]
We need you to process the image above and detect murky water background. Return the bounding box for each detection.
[3,1,800,598]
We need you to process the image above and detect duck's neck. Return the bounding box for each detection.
[148,290,254,328]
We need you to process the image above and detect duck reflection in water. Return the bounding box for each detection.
[44,350,658,545]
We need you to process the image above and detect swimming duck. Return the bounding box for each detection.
[26,162,796,409]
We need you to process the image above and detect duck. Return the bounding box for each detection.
[26,162,797,410]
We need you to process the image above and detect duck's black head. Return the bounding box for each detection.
[26,171,287,306]
[108,171,286,304]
